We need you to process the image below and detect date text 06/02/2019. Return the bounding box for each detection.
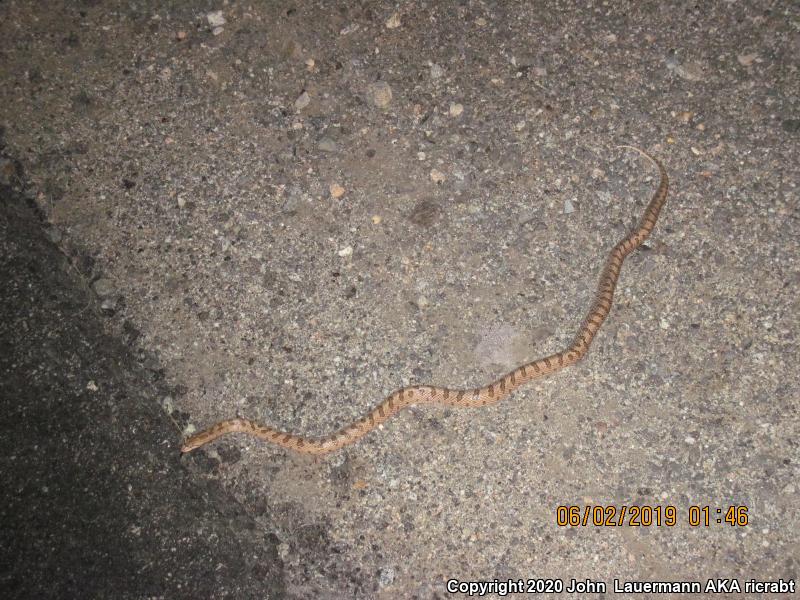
[444,578,796,596]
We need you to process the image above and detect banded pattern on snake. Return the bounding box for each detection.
[181,146,669,456]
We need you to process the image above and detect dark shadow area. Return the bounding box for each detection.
[0,162,285,599]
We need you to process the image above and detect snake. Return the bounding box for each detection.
[181,146,669,456]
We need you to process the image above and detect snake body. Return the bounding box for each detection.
[182,146,669,456]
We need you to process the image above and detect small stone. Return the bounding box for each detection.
[86,380,98,391]
[101,297,117,313]
[338,245,353,257]
[277,542,290,560]
[429,63,444,79]
[93,278,116,298]
[378,567,395,588]
[372,215,382,224]
[294,91,311,110]
[737,53,758,66]
[449,103,464,117]
[206,10,226,27]
[430,169,445,184]
[318,137,337,152]
[176,30,187,41]
[367,82,392,108]
[305,58,315,69]
[685,436,696,445]
[212,26,224,36]
[329,183,345,198]
[563,198,575,214]
[677,111,694,123]
[385,12,401,29]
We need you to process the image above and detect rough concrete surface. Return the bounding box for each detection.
[0,182,284,598]
[1,0,798,598]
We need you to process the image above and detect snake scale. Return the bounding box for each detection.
[181,146,669,456]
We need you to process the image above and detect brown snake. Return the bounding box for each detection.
[182,146,669,456]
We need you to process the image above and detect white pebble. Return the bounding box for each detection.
[737,53,758,66]
[206,11,226,27]
[385,13,401,29]
[379,567,395,587]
